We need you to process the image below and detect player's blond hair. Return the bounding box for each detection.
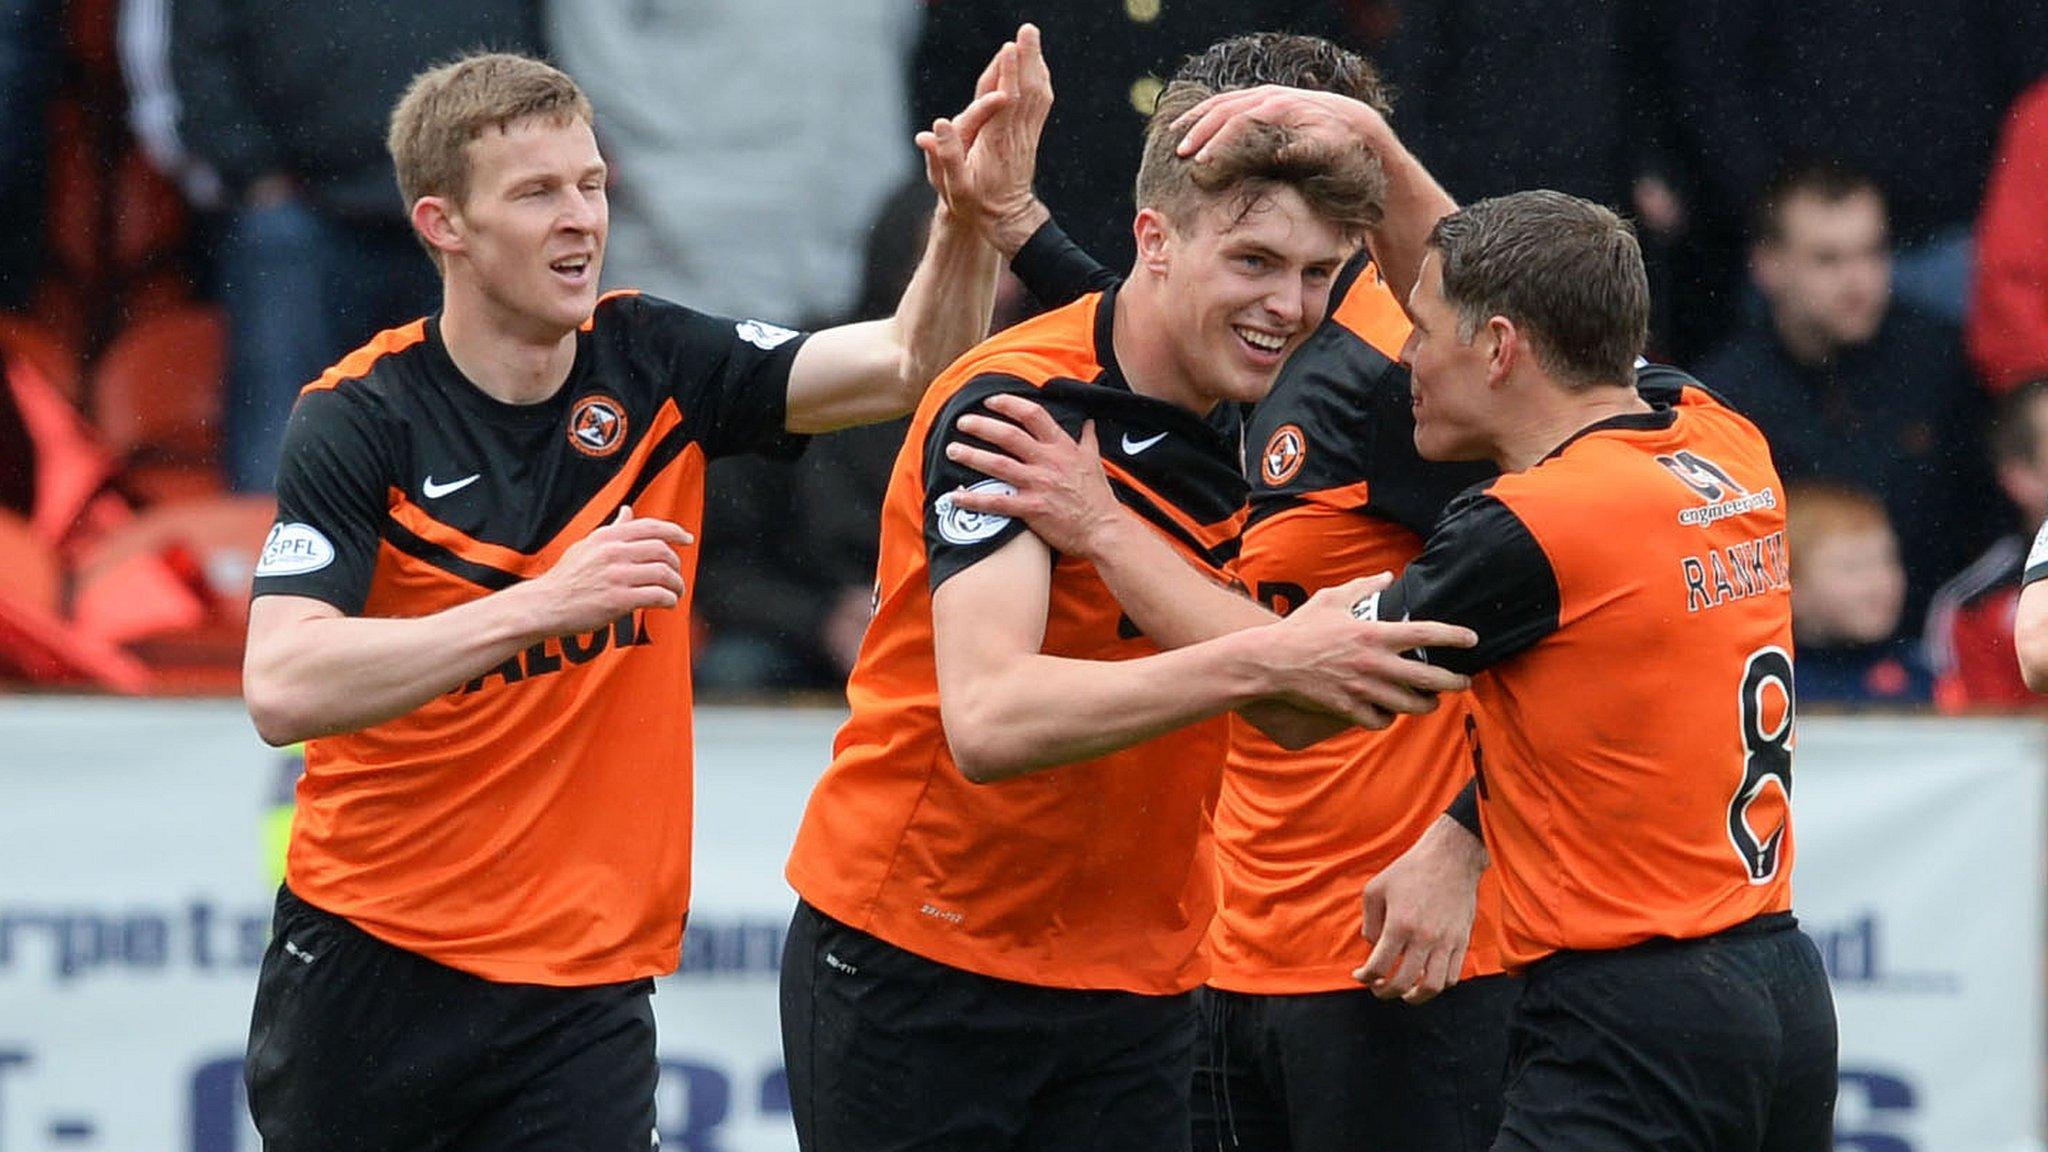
[1132,81,1384,239]
[387,52,593,216]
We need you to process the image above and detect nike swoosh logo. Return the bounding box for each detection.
[1121,431,1169,455]
[422,473,481,499]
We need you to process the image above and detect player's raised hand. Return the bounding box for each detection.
[529,505,694,635]
[1172,84,1388,169]
[943,393,1122,557]
[918,24,1054,257]
[1353,814,1488,1003]
[1260,575,1474,726]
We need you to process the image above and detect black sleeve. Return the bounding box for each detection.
[1445,779,1481,837]
[250,390,388,614]
[1368,490,1562,675]
[1009,218,1123,309]
[170,0,285,194]
[922,374,1085,590]
[639,297,812,461]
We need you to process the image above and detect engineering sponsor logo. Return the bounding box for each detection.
[567,394,629,458]
[736,318,801,351]
[1678,487,1778,527]
[933,479,1015,545]
[1261,423,1306,486]
[254,522,335,577]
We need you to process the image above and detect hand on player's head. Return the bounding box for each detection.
[1172,84,1387,169]
[531,504,695,635]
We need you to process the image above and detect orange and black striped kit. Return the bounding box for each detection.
[252,293,808,985]
[786,287,1247,995]
[1378,369,1798,970]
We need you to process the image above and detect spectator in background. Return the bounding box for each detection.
[1970,76,2048,394]
[170,0,542,493]
[1926,380,2048,710]
[1665,0,2048,325]
[118,0,221,213]
[1697,161,1996,626]
[1786,481,1932,708]
[912,1,1348,277]
[548,0,919,324]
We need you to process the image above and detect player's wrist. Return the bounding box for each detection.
[990,198,1051,259]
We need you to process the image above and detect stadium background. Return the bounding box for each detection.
[2,0,2046,1149]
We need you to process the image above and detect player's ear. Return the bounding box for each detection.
[1484,315,1517,386]
[413,195,465,258]
[1134,207,1173,276]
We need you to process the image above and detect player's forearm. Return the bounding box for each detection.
[1083,510,1273,648]
[1358,122,1457,307]
[243,587,555,745]
[1080,513,1358,749]
[892,207,1001,399]
[942,628,1279,782]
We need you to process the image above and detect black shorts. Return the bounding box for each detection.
[245,885,658,1152]
[1191,974,1518,1152]
[1494,912,1838,1152]
[780,900,1197,1152]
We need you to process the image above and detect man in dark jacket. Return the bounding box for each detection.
[1696,161,1997,627]
[171,0,544,492]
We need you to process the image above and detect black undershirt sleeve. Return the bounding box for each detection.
[1008,218,1122,309]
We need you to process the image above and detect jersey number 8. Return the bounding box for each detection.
[1728,646,1795,884]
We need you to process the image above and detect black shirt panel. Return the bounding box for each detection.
[1376,490,1563,675]
[923,372,1247,591]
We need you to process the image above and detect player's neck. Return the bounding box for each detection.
[1111,277,1214,416]
[1495,382,1651,472]
[439,286,580,407]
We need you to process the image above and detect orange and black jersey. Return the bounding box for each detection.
[1213,258,1508,991]
[786,287,1246,995]
[1371,366,1798,970]
[1010,222,1507,990]
[251,292,809,986]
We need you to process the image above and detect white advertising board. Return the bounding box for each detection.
[0,702,2039,1152]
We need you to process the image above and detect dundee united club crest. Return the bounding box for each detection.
[567,395,628,458]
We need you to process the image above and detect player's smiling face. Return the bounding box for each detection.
[1150,186,1347,407]
[1402,253,1497,462]
[450,114,608,338]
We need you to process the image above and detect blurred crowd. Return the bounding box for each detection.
[2,0,2047,706]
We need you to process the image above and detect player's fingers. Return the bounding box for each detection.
[980,393,1069,443]
[613,504,634,524]
[952,88,1011,146]
[1356,681,1443,718]
[1374,937,1431,1001]
[612,516,695,547]
[1360,881,1386,940]
[624,582,681,612]
[973,40,1003,98]
[943,444,1032,487]
[1077,419,1100,462]
[1361,655,1468,698]
[1402,950,1454,1005]
[1355,924,1403,988]
[952,417,1041,464]
[1377,619,1478,651]
[1016,23,1049,97]
[624,562,686,595]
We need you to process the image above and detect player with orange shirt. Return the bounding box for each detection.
[236,44,1021,1151]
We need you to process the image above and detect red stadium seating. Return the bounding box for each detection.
[90,304,227,502]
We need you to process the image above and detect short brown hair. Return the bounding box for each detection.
[1133,80,1384,239]
[1751,158,1885,246]
[1426,190,1648,387]
[1785,480,1893,570]
[1172,33,1393,116]
[387,52,593,212]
